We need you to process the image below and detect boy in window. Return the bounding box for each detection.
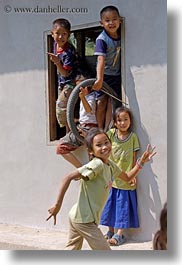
[93,6,122,130]
[48,18,77,132]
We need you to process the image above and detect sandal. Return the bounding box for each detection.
[104,230,114,240]
[108,234,126,246]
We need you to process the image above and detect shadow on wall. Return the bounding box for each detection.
[125,63,166,240]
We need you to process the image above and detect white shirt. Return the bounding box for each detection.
[79,92,97,125]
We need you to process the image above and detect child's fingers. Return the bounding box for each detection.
[54,215,57,225]
[46,213,57,225]
[47,52,54,56]
[150,146,156,153]
[46,214,53,222]
[146,144,151,153]
[149,151,157,159]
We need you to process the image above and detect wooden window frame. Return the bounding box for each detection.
[44,19,126,144]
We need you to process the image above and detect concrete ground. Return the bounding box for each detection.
[0,223,153,250]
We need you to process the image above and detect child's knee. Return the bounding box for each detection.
[56,141,78,155]
[97,98,107,111]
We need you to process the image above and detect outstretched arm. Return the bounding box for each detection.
[118,144,157,182]
[46,170,81,225]
[47,52,69,77]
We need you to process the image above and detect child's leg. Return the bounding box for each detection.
[116,228,124,237]
[104,97,112,131]
[61,153,82,168]
[108,228,125,246]
[65,218,84,250]
[104,226,114,239]
[96,95,107,129]
[56,84,73,130]
[56,132,82,167]
[72,222,111,250]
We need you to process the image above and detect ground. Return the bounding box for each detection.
[0,223,153,250]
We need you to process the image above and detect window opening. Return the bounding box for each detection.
[45,20,125,143]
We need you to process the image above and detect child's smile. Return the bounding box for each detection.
[91,133,111,163]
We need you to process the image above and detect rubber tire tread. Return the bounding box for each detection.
[67,78,115,143]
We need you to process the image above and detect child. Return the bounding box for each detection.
[100,106,140,246]
[153,202,167,250]
[47,18,77,132]
[56,75,98,168]
[93,6,122,129]
[46,127,156,250]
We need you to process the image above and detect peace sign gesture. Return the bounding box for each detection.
[46,204,61,225]
[140,144,157,164]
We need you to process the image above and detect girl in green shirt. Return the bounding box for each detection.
[46,127,156,250]
[101,106,141,246]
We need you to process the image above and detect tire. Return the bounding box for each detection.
[67,78,116,143]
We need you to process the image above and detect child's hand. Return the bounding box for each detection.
[140,144,157,165]
[79,87,87,97]
[129,177,137,186]
[46,204,61,225]
[93,79,103,90]
[47,52,60,65]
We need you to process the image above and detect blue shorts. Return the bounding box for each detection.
[95,74,122,104]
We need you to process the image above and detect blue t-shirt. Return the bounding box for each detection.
[53,42,77,86]
[94,30,121,76]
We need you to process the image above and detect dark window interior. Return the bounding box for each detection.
[46,21,125,142]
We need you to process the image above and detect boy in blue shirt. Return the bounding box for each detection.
[48,18,77,132]
[93,6,122,130]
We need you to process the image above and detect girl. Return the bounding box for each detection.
[46,127,156,250]
[100,106,141,246]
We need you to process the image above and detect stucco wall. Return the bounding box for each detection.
[0,0,167,242]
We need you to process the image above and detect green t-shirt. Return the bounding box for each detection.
[107,129,140,190]
[69,157,122,224]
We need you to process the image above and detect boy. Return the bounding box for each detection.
[48,18,77,132]
[56,75,98,168]
[93,6,122,129]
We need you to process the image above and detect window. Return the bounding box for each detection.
[44,19,125,143]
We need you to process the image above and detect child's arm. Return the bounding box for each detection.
[46,170,81,225]
[47,52,69,77]
[79,87,92,113]
[118,144,156,183]
[93,55,105,90]
[129,151,137,186]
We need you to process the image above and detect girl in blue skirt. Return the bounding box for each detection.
[100,106,141,246]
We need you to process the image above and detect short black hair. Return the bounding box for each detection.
[52,18,71,31]
[100,5,120,18]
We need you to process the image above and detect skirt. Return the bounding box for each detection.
[100,187,139,229]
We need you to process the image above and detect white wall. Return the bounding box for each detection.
[0,0,167,242]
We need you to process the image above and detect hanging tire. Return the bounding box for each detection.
[67,78,116,143]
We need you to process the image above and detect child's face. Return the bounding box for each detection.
[100,10,121,37]
[51,24,70,48]
[115,111,131,133]
[91,133,111,163]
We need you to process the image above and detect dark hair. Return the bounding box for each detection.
[100,5,120,18]
[153,202,167,250]
[113,106,133,132]
[52,18,71,31]
[84,128,110,153]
